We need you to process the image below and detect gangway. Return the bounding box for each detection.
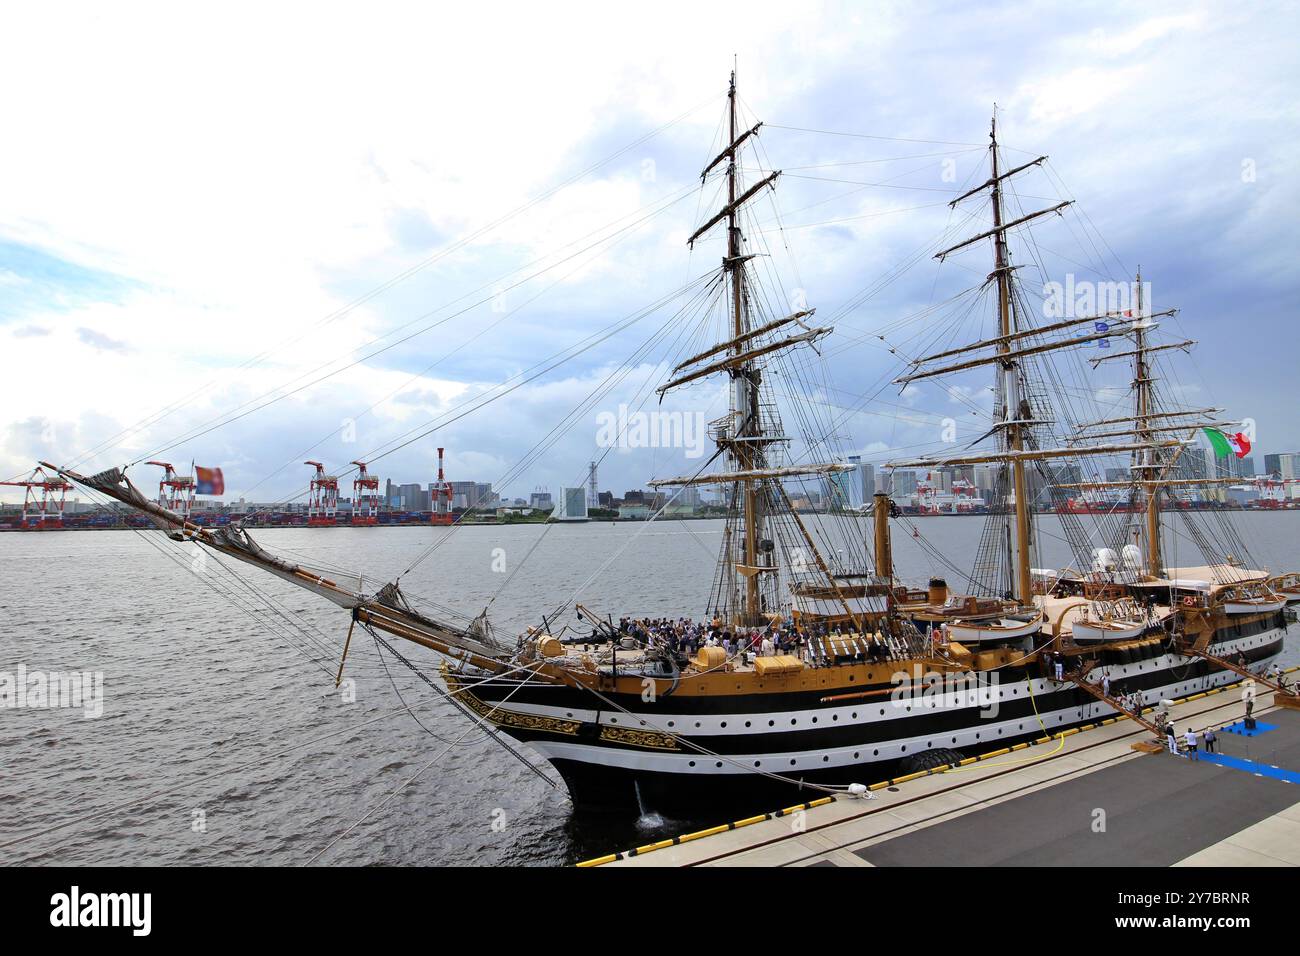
[1067,663,1164,738]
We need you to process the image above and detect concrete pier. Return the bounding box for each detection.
[587,681,1300,867]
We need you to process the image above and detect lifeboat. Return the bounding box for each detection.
[1219,583,1286,615]
[1267,573,1300,606]
[945,608,1044,644]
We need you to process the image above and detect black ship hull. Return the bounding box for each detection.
[458,622,1286,815]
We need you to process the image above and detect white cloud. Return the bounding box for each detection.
[1,1,1298,503]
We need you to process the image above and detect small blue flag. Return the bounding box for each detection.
[1097,338,1110,349]
[1095,321,1110,333]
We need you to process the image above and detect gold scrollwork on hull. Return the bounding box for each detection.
[443,663,581,737]
[598,725,680,751]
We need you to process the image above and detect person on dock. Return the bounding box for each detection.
[1166,723,1179,756]
[1185,727,1199,760]
[1204,726,1217,754]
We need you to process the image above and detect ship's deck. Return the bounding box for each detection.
[592,677,1300,867]
[1034,594,1174,637]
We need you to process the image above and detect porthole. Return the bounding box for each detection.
[689,760,696,767]
[873,749,879,756]
[720,721,727,728]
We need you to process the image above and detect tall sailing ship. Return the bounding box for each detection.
[44,74,1294,814]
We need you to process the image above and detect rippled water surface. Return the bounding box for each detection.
[3,512,1298,865]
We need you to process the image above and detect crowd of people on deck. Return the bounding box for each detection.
[613,616,894,668]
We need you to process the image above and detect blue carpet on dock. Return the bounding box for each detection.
[1221,720,1277,737]
[1199,751,1300,784]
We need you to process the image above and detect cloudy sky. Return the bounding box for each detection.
[2,1,1296,506]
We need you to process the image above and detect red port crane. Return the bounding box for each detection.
[0,466,73,529]
[350,460,380,526]
[431,446,454,525]
[304,461,338,527]
[146,461,195,519]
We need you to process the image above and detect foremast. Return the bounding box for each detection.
[988,114,1035,605]
[725,71,764,625]
[651,71,845,627]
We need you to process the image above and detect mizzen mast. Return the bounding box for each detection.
[1132,271,1163,575]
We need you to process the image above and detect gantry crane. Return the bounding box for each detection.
[351,460,380,526]
[0,466,73,529]
[145,461,195,519]
[304,460,338,526]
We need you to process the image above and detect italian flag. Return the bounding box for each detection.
[1204,428,1250,459]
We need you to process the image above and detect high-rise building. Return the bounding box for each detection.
[1261,452,1300,480]
[887,470,919,498]
[834,456,873,509]
[826,464,861,511]
[448,480,479,509]
[553,486,589,521]
[395,482,429,511]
